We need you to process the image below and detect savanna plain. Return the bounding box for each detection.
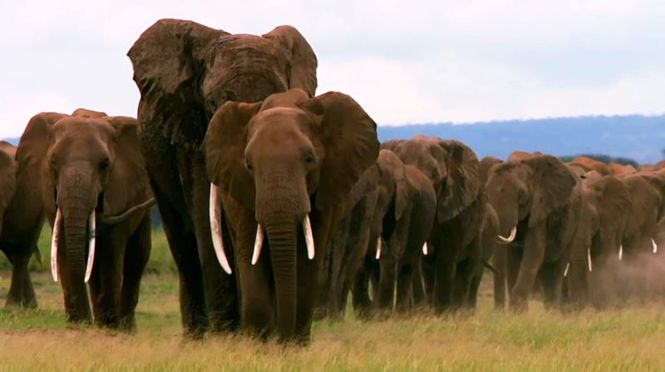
[1,229,665,371]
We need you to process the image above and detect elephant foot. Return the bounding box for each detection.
[5,296,37,309]
[509,299,528,313]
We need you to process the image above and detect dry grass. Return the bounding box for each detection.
[1,230,665,370]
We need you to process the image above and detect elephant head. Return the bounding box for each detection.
[204,88,379,339]
[485,153,577,241]
[383,135,480,224]
[128,19,317,148]
[16,110,152,322]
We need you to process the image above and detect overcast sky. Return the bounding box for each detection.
[1,0,664,138]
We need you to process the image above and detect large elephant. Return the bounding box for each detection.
[485,152,581,311]
[383,136,485,312]
[128,19,318,337]
[204,88,379,343]
[17,109,153,329]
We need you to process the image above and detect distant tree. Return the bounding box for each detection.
[559,154,639,167]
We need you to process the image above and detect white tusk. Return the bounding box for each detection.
[422,242,429,256]
[652,239,658,254]
[618,245,623,261]
[303,215,315,260]
[563,262,570,277]
[375,238,382,260]
[587,246,593,272]
[50,208,62,282]
[84,211,96,283]
[209,184,232,274]
[251,224,264,265]
[498,226,517,243]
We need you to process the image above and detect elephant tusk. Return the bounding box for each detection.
[563,262,570,277]
[375,238,382,260]
[209,184,232,274]
[303,215,315,260]
[497,226,517,243]
[50,208,62,282]
[618,245,623,261]
[422,242,429,256]
[587,246,593,272]
[84,211,96,283]
[653,239,658,254]
[251,224,265,265]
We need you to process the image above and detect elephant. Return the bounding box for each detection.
[16,109,153,330]
[484,152,581,311]
[128,19,318,337]
[614,170,665,300]
[316,150,385,320]
[560,169,630,309]
[203,88,379,343]
[349,149,436,315]
[0,140,39,308]
[383,136,486,312]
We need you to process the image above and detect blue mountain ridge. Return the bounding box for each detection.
[377,114,665,164]
[4,114,664,164]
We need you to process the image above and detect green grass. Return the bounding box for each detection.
[2,230,665,370]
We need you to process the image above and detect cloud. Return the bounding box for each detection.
[0,0,663,139]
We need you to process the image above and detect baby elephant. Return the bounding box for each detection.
[17,108,154,330]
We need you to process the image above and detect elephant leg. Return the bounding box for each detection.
[493,246,507,310]
[5,248,36,308]
[451,258,474,311]
[352,255,373,318]
[467,271,482,310]
[89,235,124,328]
[538,260,565,310]
[153,191,209,338]
[192,167,239,333]
[431,231,459,313]
[376,258,396,312]
[395,260,415,313]
[236,249,273,339]
[421,253,435,305]
[118,217,151,332]
[411,259,426,307]
[510,225,546,312]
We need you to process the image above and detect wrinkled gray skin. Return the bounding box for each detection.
[128,19,318,338]
[485,153,580,311]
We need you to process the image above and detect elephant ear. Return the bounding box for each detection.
[72,108,107,118]
[381,139,403,152]
[377,149,409,221]
[522,155,577,227]
[263,25,318,97]
[436,140,480,223]
[15,112,67,215]
[104,116,151,217]
[302,92,380,212]
[204,101,263,209]
[128,19,226,148]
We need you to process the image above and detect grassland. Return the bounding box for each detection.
[1,229,665,371]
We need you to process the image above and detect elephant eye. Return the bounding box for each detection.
[98,158,111,172]
[245,161,253,172]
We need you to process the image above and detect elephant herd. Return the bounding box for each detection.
[1,19,665,345]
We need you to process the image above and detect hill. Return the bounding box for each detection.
[378,114,665,164]
[5,114,664,164]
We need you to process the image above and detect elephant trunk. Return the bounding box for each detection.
[264,219,298,341]
[58,168,96,323]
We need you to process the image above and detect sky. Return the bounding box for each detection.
[1,0,664,138]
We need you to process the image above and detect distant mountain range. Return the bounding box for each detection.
[378,114,665,164]
[5,114,664,164]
